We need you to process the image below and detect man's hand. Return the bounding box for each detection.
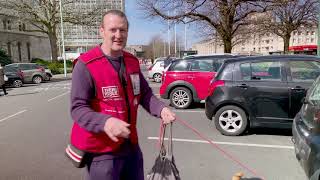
[160,107,176,124]
[104,117,131,142]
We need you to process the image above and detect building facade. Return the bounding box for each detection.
[0,13,51,63]
[125,45,148,58]
[60,0,125,58]
[193,26,318,55]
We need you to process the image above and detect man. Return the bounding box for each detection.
[0,64,7,96]
[69,10,176,180]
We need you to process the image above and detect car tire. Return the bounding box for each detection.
[12,79,23,88]
[214,105,248,136]
[153,73,162,83]
[170,87,193,109]
[46,73,51,81]
[32,75,42,84]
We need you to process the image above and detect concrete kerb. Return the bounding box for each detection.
[52,73,72,81]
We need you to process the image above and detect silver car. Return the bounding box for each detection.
[5,63,46,84]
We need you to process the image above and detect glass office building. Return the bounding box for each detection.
[58,0,125,56]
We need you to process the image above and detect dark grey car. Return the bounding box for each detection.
[5,63,46,84]
[293,76,320,180]
[205,55,320,136]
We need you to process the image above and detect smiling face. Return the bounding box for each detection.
[100,13,128,57]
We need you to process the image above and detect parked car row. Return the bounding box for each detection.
[4,63,52,88]
[156,54,320,179]
[148,56,177,83]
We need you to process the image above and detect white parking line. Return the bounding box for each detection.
[173,110,204,113]
[48,91,70,102]
[148,137,294,149]
[0,110,27,123]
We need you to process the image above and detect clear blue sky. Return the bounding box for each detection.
[125,0,198,48]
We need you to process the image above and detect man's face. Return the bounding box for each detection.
[100,14,128,55]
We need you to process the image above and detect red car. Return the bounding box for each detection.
[160,55,239,109]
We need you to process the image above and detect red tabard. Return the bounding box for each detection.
[70,46,141,153]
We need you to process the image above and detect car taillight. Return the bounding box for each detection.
[162,71,166,82]
[314,110,320,123]
[18,70,24,78]
[208,80,225,96]
[38,67,45,72]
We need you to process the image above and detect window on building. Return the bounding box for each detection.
[312,31,315,35]
[311,38,315,43]
[6,42,11,57]
[298,31,302,35]
[19,23,22,31]
[7,20,11,30]
[2,20,6,30]
[306,31,309,35]
[22,23,26,31]
[17,42,22,62]
[27,42,31,61]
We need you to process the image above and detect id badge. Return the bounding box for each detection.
[130,73,140,95]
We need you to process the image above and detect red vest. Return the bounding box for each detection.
[70,46,141,153]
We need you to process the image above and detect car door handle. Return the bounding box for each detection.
[236,84,248,88]
[291,86,305,91]
[187,76,195,79]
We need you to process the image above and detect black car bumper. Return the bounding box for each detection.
[292,113,313,178]
[205,97,217,120]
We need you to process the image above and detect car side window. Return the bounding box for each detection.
[309,80,320,101]
[170,60,190,71]
[190,60,213,72]
[240,61,281,81]
[19,64,30,70]
[289,61,320,82]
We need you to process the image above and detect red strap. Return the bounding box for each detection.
[161,117,265,180]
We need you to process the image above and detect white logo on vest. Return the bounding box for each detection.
[102,86,120,99]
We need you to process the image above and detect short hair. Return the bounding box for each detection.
[101,9,129,29]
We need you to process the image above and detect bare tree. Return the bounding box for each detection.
[0,0,103,61]
[257,0,319,54]
[137,0,268,53]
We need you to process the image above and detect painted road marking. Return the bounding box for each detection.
[173,110,204,113]
[0,110,27,123]
[48,91,70,102]
[148,137,293,149]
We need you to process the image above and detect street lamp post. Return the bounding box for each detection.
[59,0,67,77]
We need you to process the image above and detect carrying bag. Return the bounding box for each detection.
[4,75,8,81]
[65,144,90,168]
[147,123,181,180]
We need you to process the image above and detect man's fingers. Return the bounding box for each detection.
[122,122,130,127]
[106,131,119,142]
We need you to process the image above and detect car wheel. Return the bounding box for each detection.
[214,105,248,136]
[12,79,23,88]
[153,73,162,83]
[32,75,42,84]
[46,73,51,81]
[170,87,192,109]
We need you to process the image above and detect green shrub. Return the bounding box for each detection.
[48,62,64,74]
[0,48,12,66]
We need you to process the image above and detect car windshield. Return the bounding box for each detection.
[308,77,320,101]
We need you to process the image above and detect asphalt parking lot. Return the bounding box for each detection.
[0,70,307,180]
